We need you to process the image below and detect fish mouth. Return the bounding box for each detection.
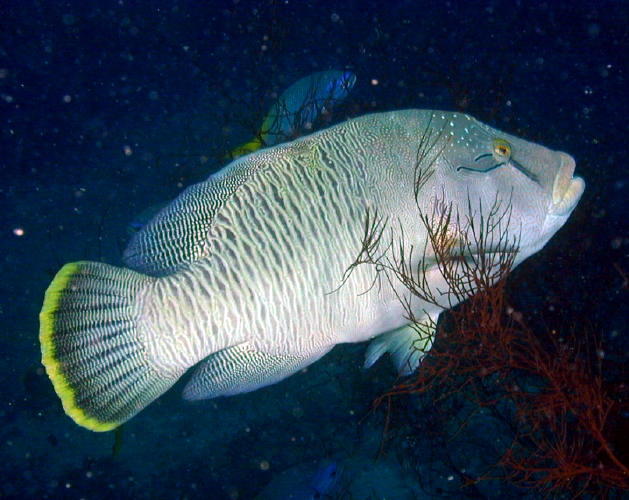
[549,152,585,216]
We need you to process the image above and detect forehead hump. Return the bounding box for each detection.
[429,111,494,156]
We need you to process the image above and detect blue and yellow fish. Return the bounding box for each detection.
[229,69,356,159]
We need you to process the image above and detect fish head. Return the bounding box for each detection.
[324,70,357,100]
[424,112,585,264]
[302,70,356,120]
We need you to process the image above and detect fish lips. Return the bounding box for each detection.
[549,152,585,216]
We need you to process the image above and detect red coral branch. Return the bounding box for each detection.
[365,195,628,496]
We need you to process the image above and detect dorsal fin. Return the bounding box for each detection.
[123,156,267,276]
[123,139,317,276]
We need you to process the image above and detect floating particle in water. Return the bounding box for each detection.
[13,227,24,237]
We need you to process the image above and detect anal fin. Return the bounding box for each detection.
[182,342,331,400]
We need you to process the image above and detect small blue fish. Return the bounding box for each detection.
[256,461,340,500]
[229,70,356,158]
[300,462,339,499]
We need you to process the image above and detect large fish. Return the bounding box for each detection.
[39,110,585,431]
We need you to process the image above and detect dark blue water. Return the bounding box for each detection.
[1,1,627,498]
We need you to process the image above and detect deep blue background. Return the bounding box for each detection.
[1,1,627,498]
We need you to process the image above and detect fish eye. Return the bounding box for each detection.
[457,137,536,182]
[492,138,512,160]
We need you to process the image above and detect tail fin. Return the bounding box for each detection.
[226,136,264,160]
[40,261,180,432]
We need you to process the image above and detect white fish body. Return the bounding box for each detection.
[39,110,584,431]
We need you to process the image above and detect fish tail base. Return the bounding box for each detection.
[39,261,178,431]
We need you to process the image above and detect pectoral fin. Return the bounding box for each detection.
[182,342,331,400]
[365,321,436,376]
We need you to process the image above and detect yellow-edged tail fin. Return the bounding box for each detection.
[39,262,180,431]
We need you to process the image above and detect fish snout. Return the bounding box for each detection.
[549,152,585,216]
